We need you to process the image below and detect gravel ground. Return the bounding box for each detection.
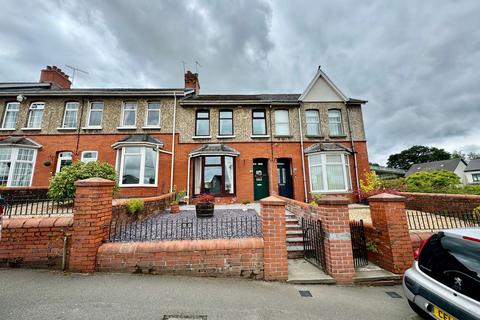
[109,209,262,242]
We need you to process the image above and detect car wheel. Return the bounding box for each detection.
[408,300,430,319]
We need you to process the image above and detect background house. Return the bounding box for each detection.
[370,164,405,180]
[465,159,480,185]
[405,158,468,184]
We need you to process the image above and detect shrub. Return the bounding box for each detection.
[473,206,480,220]
[405,170,460,192]
[360,170,381,193]
[126,198,144,217]
[48,161,118,200]
[170,190,186,205]
[378,178,406,191]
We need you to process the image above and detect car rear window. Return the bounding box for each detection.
[418,232,480,302]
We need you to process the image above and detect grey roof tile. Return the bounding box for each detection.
[189,144,240,157]
[465,159,480,172]
[405,159,465,176]
[304,143,352,154]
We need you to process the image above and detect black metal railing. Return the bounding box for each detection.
[350,219,368,268]
[4,198,74,218]
[301,217,327,271]
[407,210,480,231]
[107,215,262,242]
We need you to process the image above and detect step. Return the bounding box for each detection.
[286,230,303,237]
[286,218,298,223]
[287,245,304,252]
[287,259,336,284]
[287,237,304,243]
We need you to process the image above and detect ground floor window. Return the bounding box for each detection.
[56,151,73,173]
[193,155,234,195]
[473,173,480,182]
[0,147,36,187]
[308,153,351,192]
[118,146,157,186]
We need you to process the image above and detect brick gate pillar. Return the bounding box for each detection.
[260,196,288,281]
[368,193,413,274]
[316,197,355,283]
[69,178,115,273]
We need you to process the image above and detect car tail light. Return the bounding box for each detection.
[414,238,430,260]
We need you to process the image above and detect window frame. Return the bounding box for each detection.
[118,146,159,187]
[27,102,45,129]
[192,155,236,196]
[81,151,98,163]
[274,109,290,136]
[86,101,104,128]
[328,109,344,136]
[62,101,79,129]
[0,147,37,187]
[218,109,234,136]
[120,101,138,128]
[2,102,20,129]
[305,109,321,136]
[473,173,480,182]
[308,152,351,193]
[195,110,210,136]
[56,151,73,173]
[252,109,267,136]
[144,101,161,128]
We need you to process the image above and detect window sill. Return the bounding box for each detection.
[82,126,102,130]
[192,135,212,139]
[274,135,293,138]
[142,126,161,129]
[305,135,324,138]
[311,190,351,194]
[329,135,347,139]
[117,126,137,130]
[216,135,236,139]
[250,135,270,139]
[57,127,77,131]
[120,184,158,188]
[21,127,41,131]
[0,128,16,131]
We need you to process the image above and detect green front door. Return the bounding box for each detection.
[253,159,269,201]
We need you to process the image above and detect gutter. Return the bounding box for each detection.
[298,105,308,202]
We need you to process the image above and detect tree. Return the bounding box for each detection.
[467,152,480,160]
[451,150,466,159]
[386,145,451,170]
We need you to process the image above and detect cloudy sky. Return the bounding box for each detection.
[1,0,479,164]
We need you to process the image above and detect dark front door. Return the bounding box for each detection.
[277,158,293,199]
[253,159,269,201]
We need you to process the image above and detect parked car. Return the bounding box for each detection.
[403,228,480,320]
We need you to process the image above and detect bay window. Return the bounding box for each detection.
[274,110,290,136]
[195,110,210,136]
[2,102,20,129]
[121,102,137,127]
[62,102,79,128]
[27,102,44,128]
[308,153,351,192]
[328,109,343,136]
[145,102,161,127]
[306,109,320,136]
[193,155,235,195]
[118,146,157,186]
[0,147,36,187]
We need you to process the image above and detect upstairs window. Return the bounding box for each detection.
[308,153,351,192]
[81,151,98,163]
[2,102,20,129]
[0,147,36,187]
[62,102,79,128]
[87,102,103,127]
[195,110,210,136]
[252,110,266,135]
[56,152,73,173]
[145,102,161,127]
[121,102,137,127]
[219,110,233,136]
[27,102,44,129]
[328,109,343,136]
[306,109,320,136]
[274,110,289,136]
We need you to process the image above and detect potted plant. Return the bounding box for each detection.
[195,194,215,218]
[170,190,185,214]
[241,199,250,212]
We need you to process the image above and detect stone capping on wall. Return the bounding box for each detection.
[2,216,73,229]
[369,193,406,202]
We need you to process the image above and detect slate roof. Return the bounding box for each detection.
[304,143,352,154]
[0,136,42,148]
[181,94,301,105]
[0,86,190,97]
[189,144,240,157]
[405,159,466,176]
[465,159,480,172]
[111,134,164,149]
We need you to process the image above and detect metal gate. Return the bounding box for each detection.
[349,219,368,268]
[301,217,326,271]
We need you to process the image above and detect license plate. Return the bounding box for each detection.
[433,305,456,320]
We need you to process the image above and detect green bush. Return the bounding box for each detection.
[378,178,406,190]
[126,199,144,216]
[48,161,118,200]
[405,170,460,191]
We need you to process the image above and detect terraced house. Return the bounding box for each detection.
[0,65,369,203]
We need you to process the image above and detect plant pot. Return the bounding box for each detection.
[242,205,248,212]
[170,204,180,214]
[196,202,214,218]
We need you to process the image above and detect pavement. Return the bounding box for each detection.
[0,269,422,320]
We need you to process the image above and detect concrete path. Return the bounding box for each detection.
[0,269,422,320]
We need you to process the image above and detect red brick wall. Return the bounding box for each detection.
[96,238,264,278]
[0,216,73,268]
[112,192,175,223]
[400,192,480,213]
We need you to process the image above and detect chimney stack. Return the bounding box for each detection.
[40,65,72,89]
[184,70,200,94]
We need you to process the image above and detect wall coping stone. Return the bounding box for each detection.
[399,191,480,200]
[2,217,73,229]
[75,177,115,187]
[368,193,406,202]
[260,196,285,205]
[112,192,175,206]
[316,196,349,205]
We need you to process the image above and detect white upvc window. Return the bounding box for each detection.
[328,109,343,136]
[308,153,351,193]
[81,151,98,163]
[121,102,137,127]
[306,109,320,136]
[86,102,103,128]
[144,102,161,127]
[2,102,20,129]
[56,151,73,173]
[118,146,158,186]
[274,109,290,136]
[27,102,45,129]
[62,102,79,128]
[0,147,36,187]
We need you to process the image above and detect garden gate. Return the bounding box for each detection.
[301,217,326,271]
[349,220,368,268]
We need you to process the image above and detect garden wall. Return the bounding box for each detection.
[111,192,175,223]
[400,192,480,213]
[96,238,264,278]
[0,217,73,268]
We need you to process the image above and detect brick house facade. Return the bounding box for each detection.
[0,66,369,203]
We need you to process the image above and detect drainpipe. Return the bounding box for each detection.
[186,155,191,204]
[346,104,360,201]
[170,92,177,193]
[268,104,275,195]
[298,105,308,202]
